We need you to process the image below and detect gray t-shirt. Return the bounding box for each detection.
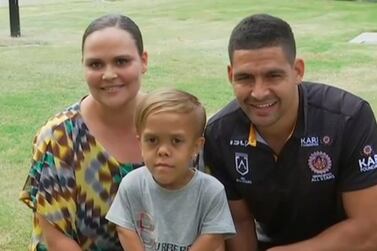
[106,166,235,251]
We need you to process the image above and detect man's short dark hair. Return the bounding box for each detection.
[228,14,296,64]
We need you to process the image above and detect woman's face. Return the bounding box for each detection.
[82,27,148,109]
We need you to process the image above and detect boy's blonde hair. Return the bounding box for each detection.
[135,89,207,136]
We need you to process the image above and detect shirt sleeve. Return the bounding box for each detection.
[203,126,241,200]
[19,122,78,243]
[339,101,377,191]
[200,186,236,238]
[106,175,136,231]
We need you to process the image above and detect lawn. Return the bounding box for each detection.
[0,0,376,250]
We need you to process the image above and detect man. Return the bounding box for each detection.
[203,13,377,251]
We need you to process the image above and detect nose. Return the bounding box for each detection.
[157,144,171,157]
[102,66,117,80]
[250,79,268,100]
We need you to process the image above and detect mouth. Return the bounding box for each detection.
[100,84,124,92]
[155,163,174,169]
[250,101,277,109]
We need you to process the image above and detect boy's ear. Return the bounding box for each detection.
[194,136,205,155]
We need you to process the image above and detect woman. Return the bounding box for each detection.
[20,14,148,251]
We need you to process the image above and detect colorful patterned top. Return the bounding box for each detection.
[20,101,143,251]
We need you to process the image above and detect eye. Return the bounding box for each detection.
[234,74,249,81]
[86,61,103,70]
[269,73,281,79]
[266,71,284,81]
[234,74,254,85]
[115,57,130,66]
[144,136,157,145]
[172,137,184,145]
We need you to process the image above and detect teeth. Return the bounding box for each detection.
[255,102,274,108]
[103,86,121,91]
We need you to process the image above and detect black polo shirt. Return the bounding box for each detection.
[203,82,377,248]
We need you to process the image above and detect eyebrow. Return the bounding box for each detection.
[83,57,102,63]
[233,72,252,79]
[142,132,186,138]
[266,68,286,75]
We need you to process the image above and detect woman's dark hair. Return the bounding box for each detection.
[82,14,143,55]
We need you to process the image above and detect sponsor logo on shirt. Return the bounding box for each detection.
[301,136,319,147]
[230,139,248,147]
[363,145,373,155]
[359,155,377,172]
[322,135,332,145]
[235,152,252,184]
[358,145,377,172]
[301,135,333,147]
[308,151,335,182]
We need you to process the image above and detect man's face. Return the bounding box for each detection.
[228,46,304,131]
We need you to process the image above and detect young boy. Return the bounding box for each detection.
[106,89,235,251]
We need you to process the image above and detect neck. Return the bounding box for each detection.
[258,112,297,141]
[82,94,143,130]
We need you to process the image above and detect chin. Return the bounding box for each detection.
[250,118,276,128]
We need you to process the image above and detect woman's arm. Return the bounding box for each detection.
[38,214,82,251]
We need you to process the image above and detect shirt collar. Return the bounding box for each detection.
[293,83,307,138]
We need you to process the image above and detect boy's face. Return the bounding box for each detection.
[139,111,204,190]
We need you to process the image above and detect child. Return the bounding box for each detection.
[106,89,235,251]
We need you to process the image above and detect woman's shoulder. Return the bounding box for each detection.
[34,101,83,143]
[40,102,81,131]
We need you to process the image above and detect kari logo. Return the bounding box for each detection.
[308,151,332,174]
[235,152,249,176]
[301,136,319,147]
[358,154,377,172]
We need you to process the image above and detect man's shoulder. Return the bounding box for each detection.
[303,82,367,117]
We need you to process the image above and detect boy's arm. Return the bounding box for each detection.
[117,226,145,251]
[189,234,224,251]
[38,214,82,251]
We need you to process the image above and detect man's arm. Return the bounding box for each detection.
[116,226,144,251]
[267,185,377,251]
[38,214,82,251]
[226,199,258,251]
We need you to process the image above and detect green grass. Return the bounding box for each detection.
[0,0,376,250]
